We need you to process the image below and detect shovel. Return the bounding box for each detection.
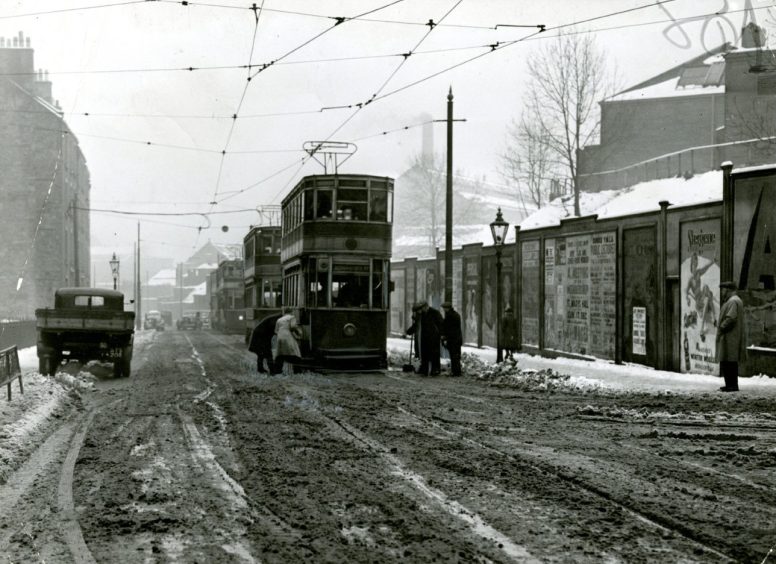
[403,338,415,373]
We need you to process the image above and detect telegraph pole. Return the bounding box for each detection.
[135,222,142,330]
[438,87,466,304]
[72,196,79,286]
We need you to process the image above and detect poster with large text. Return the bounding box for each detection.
[733,173,776,354]
[589,232,617,358]
[680,218,720,374]
[521,240,540,346]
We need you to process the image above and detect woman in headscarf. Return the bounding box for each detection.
[274,308,302,375]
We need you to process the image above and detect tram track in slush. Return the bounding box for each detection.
[384,402,738,563]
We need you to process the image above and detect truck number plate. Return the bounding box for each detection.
[107,348,123,359]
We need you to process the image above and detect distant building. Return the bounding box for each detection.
[0,32,90,318]
[161,240,243,320]
[579,23,776,192]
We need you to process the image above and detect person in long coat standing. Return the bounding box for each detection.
[716,281,747,392]
[407,301,442,376]
[248,313,282,374]
[501,306,519,361]
[441,302,463,376]
[275,309,302,375]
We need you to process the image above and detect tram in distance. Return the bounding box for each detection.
[280,173,393,370]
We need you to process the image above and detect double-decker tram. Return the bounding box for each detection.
[280,173,393,370]
[243,224,283,341]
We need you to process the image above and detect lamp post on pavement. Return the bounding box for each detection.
[109,253,120,291]
[490,208,510,363]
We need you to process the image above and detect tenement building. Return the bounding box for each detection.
[0,32,90,318]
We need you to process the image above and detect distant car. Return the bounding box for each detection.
[177,313,202,331]
[144,310,165,331]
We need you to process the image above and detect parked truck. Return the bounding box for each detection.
[35,288,136,377]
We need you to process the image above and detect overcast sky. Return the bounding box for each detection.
[2,0,773,267]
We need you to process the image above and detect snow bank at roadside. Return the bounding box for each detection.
[0,347,91,484]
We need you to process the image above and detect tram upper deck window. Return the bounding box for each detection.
[316,189,333,219]
[304,189,314,220]
[369,190,391,222]
[336,188,367,221]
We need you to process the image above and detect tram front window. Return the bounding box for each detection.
[336,188,367,221]
[332,274,369,308]
[370,190,388,222]
[316,189,333,219]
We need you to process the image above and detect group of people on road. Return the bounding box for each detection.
[248,308,302,376]
[404,300,519,377]
[247,281,747,392]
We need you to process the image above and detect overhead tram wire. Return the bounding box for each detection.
[207,0,266,211]
[267,0,463,205]
[0,0,147,19]
[208,0,408,209]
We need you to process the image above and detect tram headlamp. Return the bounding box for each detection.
[343,323,357,337]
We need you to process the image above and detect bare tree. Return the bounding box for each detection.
[501,114,556,214]
[395,152,481,256]
[519,32,616,216]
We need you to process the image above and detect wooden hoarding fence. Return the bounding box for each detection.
[0,346,23,401]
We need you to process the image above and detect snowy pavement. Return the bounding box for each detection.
[387,337,776,396]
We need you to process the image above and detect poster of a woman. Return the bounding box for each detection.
[680,220,720,375]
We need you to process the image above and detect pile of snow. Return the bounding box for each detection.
[460,353,608,393]
[519,170,723,231]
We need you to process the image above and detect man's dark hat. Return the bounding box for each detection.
[505,306,513,313]
[411,302,423,311]
[441,301,452,309]
[719,280,738,290]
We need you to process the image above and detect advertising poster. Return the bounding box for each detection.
[632,306,646,356]
[623,226,656,365]
[453,257,463,313]
[544,239,558,349]
[589,232,617,358]
[680,218,720,374]
[463,258,480,345]
[392,269,405,334]
[481,255,496,347]
[521,240,540,346]
[733,173,776,352]
[565,235,591,355]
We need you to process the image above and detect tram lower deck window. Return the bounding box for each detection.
[332,274,369,308]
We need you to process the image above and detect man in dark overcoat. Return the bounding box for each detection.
[407,301,443,376]
[441,302,463,376]
[501,306,519,361]
[248,313,282,374]
[716,281,747,392]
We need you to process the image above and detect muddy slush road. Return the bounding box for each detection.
[1,329,776,563]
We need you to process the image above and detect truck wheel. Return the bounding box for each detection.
[39,354,59,376]
[121,355,132,377]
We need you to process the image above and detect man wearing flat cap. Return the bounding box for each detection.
[716,280,747,392]
[441,302,462,376]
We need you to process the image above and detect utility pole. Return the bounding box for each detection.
[135,222,141,330]
[437,87,466,304]
[71,196,79,287]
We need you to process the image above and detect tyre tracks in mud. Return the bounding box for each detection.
[382,372,776,562]
[146,332,772,562]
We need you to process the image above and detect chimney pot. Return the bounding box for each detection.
[741,22,767,48]
[0,38,5,48]
[25,37,30,48]
[12,36,18,47]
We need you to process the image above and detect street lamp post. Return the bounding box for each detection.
[490,208,510,363]
[109,252,120,291]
